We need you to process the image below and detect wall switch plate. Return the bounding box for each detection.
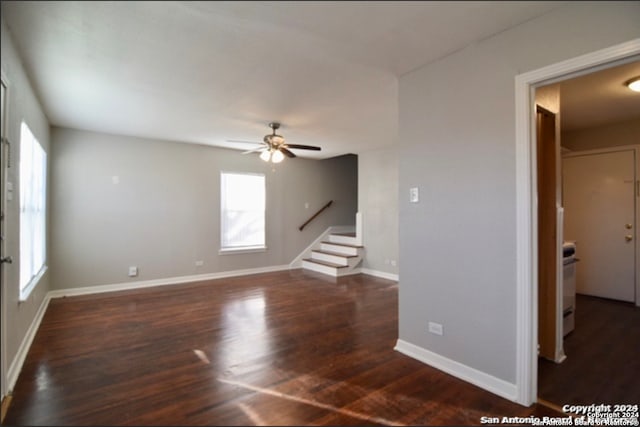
[409,187,419,203]
[128,266,138,277]
[428,321,443,336]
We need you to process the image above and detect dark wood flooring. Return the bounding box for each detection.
[5,270,561,426]
[538,294,640,405]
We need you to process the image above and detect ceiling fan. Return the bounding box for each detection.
[228,122,321,163]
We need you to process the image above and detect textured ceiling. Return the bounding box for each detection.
[559,59,640,131]
[1,1,586,158]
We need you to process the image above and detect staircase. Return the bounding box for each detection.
[301,232,364,277]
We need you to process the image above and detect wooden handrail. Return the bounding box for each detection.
[299,200,333,231]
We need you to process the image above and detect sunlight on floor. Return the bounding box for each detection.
[218,377,406,426]
[237,402,268,426]
[193,349,210,364]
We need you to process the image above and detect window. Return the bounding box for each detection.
[220,172,265,252]
[19,122,47,299]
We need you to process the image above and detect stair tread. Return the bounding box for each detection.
[331,232,356,237]
[303,258,348,268]
[312,250,358,258]
[321,241,364,248]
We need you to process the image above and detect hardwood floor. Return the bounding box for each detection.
[538,294,640,405]
[5,270,560,426]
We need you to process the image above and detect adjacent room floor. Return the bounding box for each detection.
[538,293,640,406]
[5,270,561,426]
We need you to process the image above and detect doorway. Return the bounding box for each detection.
[514,40,640,406]
[532,59,640,408]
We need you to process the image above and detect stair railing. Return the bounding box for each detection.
[299,200,333,231]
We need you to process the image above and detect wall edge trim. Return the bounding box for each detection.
[358,268,399,282]
[7,294,51,393]
[49,265,292,299]
[394,339,517,402]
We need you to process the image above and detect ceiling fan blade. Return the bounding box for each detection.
[285,144,321,151]
[227,139,262,145]
[242,146,266,154]
[279,147,296,158]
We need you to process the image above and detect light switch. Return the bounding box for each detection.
[409,187,419,203]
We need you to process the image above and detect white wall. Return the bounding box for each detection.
[562,117,640,152]
[398,1,640,388]
[50,127,357,290]
[1,17,51,391]
[358,148,399,277]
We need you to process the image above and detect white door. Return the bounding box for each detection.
[562,149,635,302]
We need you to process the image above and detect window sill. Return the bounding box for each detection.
[219,246,267,255]
[19,265,48,302]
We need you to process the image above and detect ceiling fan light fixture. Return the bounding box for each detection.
[230,122,321,162]
[271,149,285,163]
[626,76,640,92]
[260,150,271,162]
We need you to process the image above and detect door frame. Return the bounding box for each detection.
[514,39,640,406]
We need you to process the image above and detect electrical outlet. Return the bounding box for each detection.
[128,266,138,277]
[390,260,397,267]
[195,260,204,267]
[428,322,443,336]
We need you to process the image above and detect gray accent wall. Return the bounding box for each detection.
[358,148,398,276]
[1,17,51,380]
[50,127,357,290]
[398,1,640,385]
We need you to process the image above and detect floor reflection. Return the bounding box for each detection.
[221,291,271,370]
[219,377,405,426]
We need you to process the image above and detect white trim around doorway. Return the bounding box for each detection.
[514,39,640,406]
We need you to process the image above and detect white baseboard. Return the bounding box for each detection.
[48,265,291,299]
[394,339,517,402]
[358,268,399,282]
[7,294,51,393]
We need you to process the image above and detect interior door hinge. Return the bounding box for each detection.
[1,136,11,168]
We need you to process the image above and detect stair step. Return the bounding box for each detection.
[303,258,348,269]
[320,242,360,256]
[332,232,356,237]
[327,233,359,245]
[321,241,363,248]
[312,250,358,258]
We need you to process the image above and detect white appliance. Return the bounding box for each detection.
[562,241,577,336]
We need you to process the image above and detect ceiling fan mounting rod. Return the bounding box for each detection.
[269,122,280,135]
